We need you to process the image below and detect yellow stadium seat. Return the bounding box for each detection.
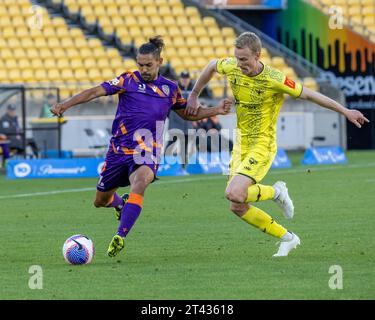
[34,69,47,81]
[202,47,215,57]
[84,58,97,69]
[175,16,189,26]
[34,37,48,49]
[199,36,211,47]
[186,36,199,47]
[348,5,361,16]
[101,68,114,80]
[61,37,75,48]
[137,15,150,26]
[39,48,53,59]
[211,36,225,46]
[13,48,26,59]
[166,26,180,38]
[183,27,195,37]
[163,16,176,27]
[88,69,102,81]
[271,56,285,68]
[203,16,217,28]
[43,58,57,69]
[7,38,21,49]
[190,16,203,26]
[351,15,362,25]
[93,5,107,17]
[2,27,14,39]
[74,68,88,80]
[194,26,208,37]
[222,27,236,38]
[47,38,60,48]
[172,6,185,17]
[225,37,235,47]
[261,56,271,65]
[132,5,145,16]
[142,0,155,6]
[22,69,35,82]
[48,70,61,82]
[52,49,67,59]
[145,6,158,16]
[8,70,23,84]
[216,47,229,58]
[197,56,210,67]
[303,77,319,91]
[74,37,89,49]
[283,67,297,79]
[5,59,18,69]
[57,59,71,70]
[364,16,375,26]
[61,69,76,82]
[185,6,200,17]
[190,47,202,58]
[207,27,221,37]
[159,6,172,16]
[211,86,224,98]
[154,26,168,37]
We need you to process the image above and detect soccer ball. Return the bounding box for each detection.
[62,234,94,265]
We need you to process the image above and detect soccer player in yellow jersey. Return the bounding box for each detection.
[186,32,369,257]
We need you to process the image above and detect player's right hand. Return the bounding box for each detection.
[50,103,66,117]
[186,94,199,117]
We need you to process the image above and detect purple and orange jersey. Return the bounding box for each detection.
[101,70,187,157]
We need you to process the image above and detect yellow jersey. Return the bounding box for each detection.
[216,57,303,153]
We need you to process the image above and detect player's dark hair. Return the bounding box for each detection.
[138,36,165,59]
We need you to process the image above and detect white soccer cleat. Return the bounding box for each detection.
[273,233,300,257]
[273,181,294,219]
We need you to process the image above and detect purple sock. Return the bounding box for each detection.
[106,193,124,209]
[117,202,142,238]
[1,144,10,159]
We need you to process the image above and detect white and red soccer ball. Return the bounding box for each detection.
[62,235,94,265]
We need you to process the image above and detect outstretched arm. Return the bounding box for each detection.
[174,98,232,121]
[50,85,107,117]
[300,87,369,128]
[186,59,218,116]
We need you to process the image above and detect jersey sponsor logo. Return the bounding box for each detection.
[284,77,296,89]
[162,85,170,96]
[138,83,146,93]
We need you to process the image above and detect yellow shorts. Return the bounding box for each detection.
[228,145,276,184]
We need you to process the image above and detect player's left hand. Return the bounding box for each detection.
[50,103,67,117]
[345,110,370,128]
[218,98,233,115]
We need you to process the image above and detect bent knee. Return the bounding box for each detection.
[93,198,108,208]
[225,188,247,203]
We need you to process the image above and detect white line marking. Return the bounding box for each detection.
[1,162,374,200]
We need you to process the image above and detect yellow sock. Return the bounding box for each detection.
[246,184,275,203]
[241,206,287,238]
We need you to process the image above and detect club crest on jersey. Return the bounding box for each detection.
[108,78,120,86]
[162,85,170,96]
[138,83,146,93]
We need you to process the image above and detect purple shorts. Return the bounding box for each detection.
[96,148,159,192]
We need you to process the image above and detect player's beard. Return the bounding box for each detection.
[140,73,153,82]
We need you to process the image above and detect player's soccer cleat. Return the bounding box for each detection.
[273,181,294,219]
[114,193,129,221]
[107,235,125,257]
[273,233,300,257]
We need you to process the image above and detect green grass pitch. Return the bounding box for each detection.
[0,151,374,299]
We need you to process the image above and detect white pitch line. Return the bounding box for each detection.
[0,162,374,200]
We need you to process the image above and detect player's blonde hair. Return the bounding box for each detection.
[235,32,262,54]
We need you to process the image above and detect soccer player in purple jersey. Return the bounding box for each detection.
[50,36,232,257]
